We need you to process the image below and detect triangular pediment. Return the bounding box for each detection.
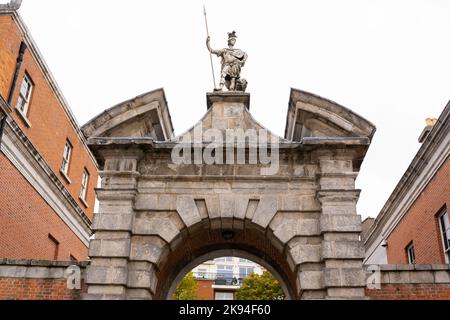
[285,89,376,142]
[81,89,174,141]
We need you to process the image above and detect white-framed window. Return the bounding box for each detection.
[60,140,72,176]
[79,168,90,201]
[215,291,233,300]
[217,265,233,279]
[438,209,450,263]
[215,257,233,263]
[239,266,254,279]
[16,73,33,115]
[406,242,416,264]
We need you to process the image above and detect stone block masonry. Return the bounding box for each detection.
[365,265,450,300]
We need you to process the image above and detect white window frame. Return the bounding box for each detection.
[438,209,450,263]
[16,73,33,116]
[406,243,415,264]
[79,168,90,202]
[239,266,254,279]
[214,291,234,300]
[60,140,73,178]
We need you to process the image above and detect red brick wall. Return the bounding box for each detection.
[0,278,85,300]
[196,279,214,300]
[366,284,450,300]
[387,155,450,264]
[0,14,97,218]
[0,154,88,261]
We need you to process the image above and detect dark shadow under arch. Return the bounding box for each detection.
[154,224,298,300]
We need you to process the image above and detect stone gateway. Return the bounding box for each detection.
[81,88,376,300]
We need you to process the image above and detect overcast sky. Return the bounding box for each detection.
[10,0,450,219]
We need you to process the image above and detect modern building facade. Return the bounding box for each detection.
[192,257,265,300]
[0,2,98,261]
[364,101,450,265]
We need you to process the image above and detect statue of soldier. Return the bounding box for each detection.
[206,31,248,92]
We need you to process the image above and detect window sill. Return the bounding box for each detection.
[15,107,32,128]
[79,196,89,209]
[59,169,72,184]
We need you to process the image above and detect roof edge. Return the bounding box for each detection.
[364,99,450,247]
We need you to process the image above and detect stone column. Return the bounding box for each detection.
[84,150,142,300]
[317,155,366,299]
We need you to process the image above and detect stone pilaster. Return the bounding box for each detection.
[84,150,142,300]
[318,158,366,299]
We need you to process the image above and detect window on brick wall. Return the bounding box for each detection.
[60,140,72,177]
[438,209,450,263]
[48,234,60,260]
[215,291,234,300]
[406,242,415,264]
[79,168,90,202]
[16,73,33,116]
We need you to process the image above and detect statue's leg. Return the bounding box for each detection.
[230,78,236,91]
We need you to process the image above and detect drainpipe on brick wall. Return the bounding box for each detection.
[7,41,27,105]
[0,114,6,149]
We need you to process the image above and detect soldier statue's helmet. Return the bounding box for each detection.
[228,31,237,40]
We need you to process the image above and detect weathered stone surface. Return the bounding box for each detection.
[298,271,324,290]
[319,160,353,174]
[289,243,322,265]
[134,194,157,210]
[130,236,169,266]
[326,288,366,299]
[252,196,278,229]
[324,268,366,287]
[205,195,220,219]
[0,266,27,278]
[219,194,235,218]
[280,195,320,211]
[234,196,249,220]
[176,196,202,227]
[270,214,319,244]
[409,271,434,284]
[127,262,157,293]
[434,271,450,283]
[86,266,128,285]
[132,212,184,243]
[322,241,365,260]
[92,213,133,231]
[320,215,361,233]
[89,239,131,258]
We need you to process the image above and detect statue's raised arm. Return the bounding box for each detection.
[206,36,222,57]
[206,31,248,92]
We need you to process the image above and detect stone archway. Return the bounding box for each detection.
[82,89,376,300]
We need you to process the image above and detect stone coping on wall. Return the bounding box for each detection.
[0,259,88,279]
[365,264,450,284]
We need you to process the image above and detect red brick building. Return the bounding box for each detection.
[364,101,450,265]
[0,3,98,261]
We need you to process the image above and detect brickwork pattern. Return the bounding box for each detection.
[387,155,450,264]
[0,154,88,260]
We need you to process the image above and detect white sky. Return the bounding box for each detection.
[10,0,450,219]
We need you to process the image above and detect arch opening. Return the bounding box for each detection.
[154,223,298,300]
